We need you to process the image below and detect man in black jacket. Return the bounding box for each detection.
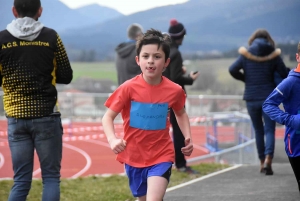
[163,19,199,174]
[0,0,73,200]
[115,23,143,85]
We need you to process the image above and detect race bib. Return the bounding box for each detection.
[130,101,168,130]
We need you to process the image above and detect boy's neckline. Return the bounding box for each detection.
[140,74,164,87]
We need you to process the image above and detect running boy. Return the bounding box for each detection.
[102,29,194,201]
[0,0,72,200]
[263,42,300,191]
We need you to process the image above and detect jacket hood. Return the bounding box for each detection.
[115,41,136,58]
[238,38,280,62]
[6,17,44,41]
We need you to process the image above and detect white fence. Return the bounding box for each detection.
[0,92,258,165]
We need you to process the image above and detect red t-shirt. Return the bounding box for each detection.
[104,74,186,167]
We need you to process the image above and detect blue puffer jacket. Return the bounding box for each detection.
[229,38,288,101]
[263,65,300,157]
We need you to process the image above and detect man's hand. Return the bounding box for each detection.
[181,138,193,156]
[108,138,127,154]
[189,71,199,80]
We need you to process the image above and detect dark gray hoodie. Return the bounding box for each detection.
[115,41,141,85]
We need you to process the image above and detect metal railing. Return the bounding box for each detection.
[0,92,257,165]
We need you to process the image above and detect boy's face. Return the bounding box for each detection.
[135,44,170,81]
[297,53,300,63]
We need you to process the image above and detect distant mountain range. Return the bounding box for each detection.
[0,0,123,31]
[1,0,299,61]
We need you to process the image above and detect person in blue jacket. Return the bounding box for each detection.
[229,29,288,175]
[263,42,300,191]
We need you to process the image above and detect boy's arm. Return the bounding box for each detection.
[173,108,193,156]
[263,88,300,130]
[102,108,126,154]
[54,34,73,84]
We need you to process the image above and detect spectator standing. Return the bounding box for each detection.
[163,19,199,174]
[228,29,288,175]
[115,23,143,85]
[0,0,73,200]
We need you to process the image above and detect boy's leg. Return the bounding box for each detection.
[125,164,148,199]
[147,162,172,201]
[288,156,300,191]
[147,176,169,201]
[137,195,146,201]
[32,115,63,201]
[7,118,34,201]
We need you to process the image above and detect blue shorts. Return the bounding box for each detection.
[125,162,172,197]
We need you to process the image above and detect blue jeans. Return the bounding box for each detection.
[246,100,276,160]
[7,114,63,201]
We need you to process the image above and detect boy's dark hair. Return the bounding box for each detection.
[14,0,41,18]
[298,42,300,54]
[248,29,275,47]
[136,29,171,61]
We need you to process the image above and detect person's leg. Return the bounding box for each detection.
[170,109,186,169]
[288,156,300,191]
[262,111,276,175]
[263,111,276,157]
[147,162,172,201]
[7,118,34,201]
[31,115,63,201]
[246,101,265,159]
[147,176,169,201]
[246,101,265,170]
[124,164,148,201]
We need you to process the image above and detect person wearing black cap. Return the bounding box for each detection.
[163,19,199,174]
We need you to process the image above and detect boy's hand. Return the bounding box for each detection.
[108,138,127,154]
[181,138,193,156]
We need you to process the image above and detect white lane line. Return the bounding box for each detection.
[83,139,110,148]
[32,168,41,177]
[166,164,242,192]
[0,152,4,169]
[193,144,210,153]
[63,143,92,179]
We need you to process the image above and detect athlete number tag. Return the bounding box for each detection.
[130,101,168,130]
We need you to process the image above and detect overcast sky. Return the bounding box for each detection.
[59,0,189,15]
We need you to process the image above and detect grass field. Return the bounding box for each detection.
[0,163,229,201]
[72,58,297,95]
[71,62,118,83]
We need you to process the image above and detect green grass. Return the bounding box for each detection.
[0,163,229,201]
[71,62,118,82]
[69,58,297,95]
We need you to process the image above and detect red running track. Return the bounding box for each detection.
[0,120,284,179]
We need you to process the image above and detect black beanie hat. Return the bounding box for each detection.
[168,19,186,40]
